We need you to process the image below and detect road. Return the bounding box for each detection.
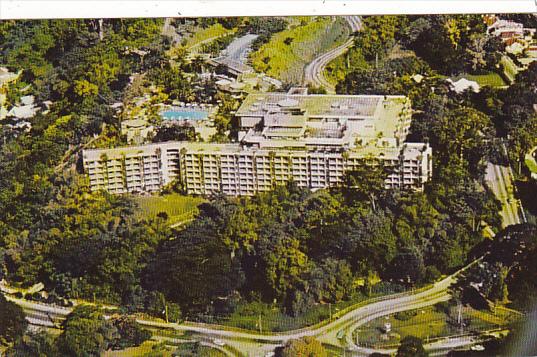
[303,16,362,93]
[212,34,258,75]
[7,259,486,356]
[485,161,524,227]
[220,34,258,63]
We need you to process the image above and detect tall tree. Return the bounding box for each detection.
[56,305,117,357]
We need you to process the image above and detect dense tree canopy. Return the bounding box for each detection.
[0,294,27,345]
[396,335,428,357]
[279,337,327,357]
[56,305,116,357]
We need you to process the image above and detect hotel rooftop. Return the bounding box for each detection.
[236,87,412,152]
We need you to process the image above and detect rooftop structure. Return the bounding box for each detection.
[487,19,536,42]
[0,67,20,90]
[236,88,411,151]
[83,90,431,196]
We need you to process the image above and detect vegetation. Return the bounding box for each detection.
[56,305,117,356]
[279,337,327,357]
[0,15,534,352]
[357,303,518,348]
[459,224,537,311]
[134,193,205,226]
[250,16,350,84]
[451,72,506,87]
[0,294,27,346]
[55,305,150,356]
[183,23,234,51]
[396,335,427,357]
[238,17,288,51]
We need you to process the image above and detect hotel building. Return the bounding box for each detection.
[83,88,432,196]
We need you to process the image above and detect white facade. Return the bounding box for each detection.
[83,91,432,196]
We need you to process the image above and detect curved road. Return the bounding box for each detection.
[7,259,485,356]
[303,16,362,93]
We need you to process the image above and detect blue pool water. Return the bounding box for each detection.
[161,108,208,121]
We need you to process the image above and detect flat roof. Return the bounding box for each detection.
[84,140,429,162]
[236,93,408,119]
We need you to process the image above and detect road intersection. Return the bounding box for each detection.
[7,259,488,356]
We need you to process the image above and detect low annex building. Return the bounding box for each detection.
[82,88,433,196]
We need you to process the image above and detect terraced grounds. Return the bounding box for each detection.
[250,16,350,84]
[134,193,205,226]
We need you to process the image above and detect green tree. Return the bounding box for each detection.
[353,16,401,61]
[0,294,27,345]
[341,161,390,210]
[280,337,327,357]
[56,305,117,357]
[396,335,428,357]
[6,330,58,357]
[109,316,151,350]
[143,217,244,313]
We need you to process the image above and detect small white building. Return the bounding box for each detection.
[446,78,480,94]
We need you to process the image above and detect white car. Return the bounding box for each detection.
[213,339,226,347]
[471,344,485,351]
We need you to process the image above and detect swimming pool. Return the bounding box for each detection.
[160,108,209,121]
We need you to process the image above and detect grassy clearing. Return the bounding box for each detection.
[104,340,227,357]
[170,343,227,357]
[354,303,519,349]
[525,147,537,174]
[452,71,507,87]
[134,193,205,226]
[250,16,350,84]
[104,341,171,357]
[501,55,520,83]
[184,23,234,50]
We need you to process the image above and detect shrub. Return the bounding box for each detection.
[394,310,418,321]
[434,301,451,314]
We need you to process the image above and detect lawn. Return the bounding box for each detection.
[184,23,235,51]
[250,16,350,84]
[133,193,205,226]
[353,303,519,349]
[104,341,173,357]
[104,340,226,357]
[501,55,520,83]
[451,71,507,87]
[525,147,537,174]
